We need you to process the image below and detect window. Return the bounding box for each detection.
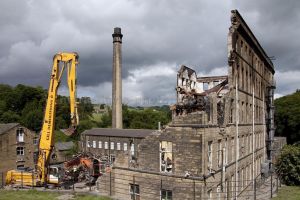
[17,165,24,170]
[129,184,140,200]
[161,189,172,200]
[33,137,38,145]
[231,137,234,162]
[124,143,128,151]
[160,141,172,172]
[16,128,24,142]
[130,143,135,160]
[208,141,213,171]
[207,189,212,200]
[217,140,222,168]
[105,142,108,149]
[99,141,102,148]
[93,141,96,148]
[86,141,91,148]
[224,138,228,165]
[16,147,24,155]
[217,185,221,200]
[117,142,121,150]
[110,154,115,163]
[111,142,114,150]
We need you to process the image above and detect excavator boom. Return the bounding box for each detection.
[6,52,79,186]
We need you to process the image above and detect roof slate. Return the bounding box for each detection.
[55,141,74,151]
[82,128,155,138]
[0,123,19,135]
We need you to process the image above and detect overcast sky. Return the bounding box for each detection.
[0,0,299,105]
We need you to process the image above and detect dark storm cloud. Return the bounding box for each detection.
[0,0,299,103]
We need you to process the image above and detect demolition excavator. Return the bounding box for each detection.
[6,52,80,186]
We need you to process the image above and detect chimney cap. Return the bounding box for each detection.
[112,27,123,38]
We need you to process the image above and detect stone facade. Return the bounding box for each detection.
[0,123,37,179]
[83,10,278,200]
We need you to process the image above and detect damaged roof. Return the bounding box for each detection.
[178,65,196,77]
[0,123,19,135]
[82,128,155,138]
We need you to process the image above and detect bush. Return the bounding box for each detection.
[276,145,300,185]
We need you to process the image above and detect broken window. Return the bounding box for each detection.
[16,147,24,155]
[86,140,91,148]
[207,189,212,200]
[160,141,173,173]
[110,154,115,163]
[130,143,135,160]
[208,141,213,171]
[16,128,24,143]
[129,184,140,200]
[161,189,172,200]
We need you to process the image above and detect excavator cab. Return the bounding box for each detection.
[48,166,61,184]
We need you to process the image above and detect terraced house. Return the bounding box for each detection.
[0,123,37,180]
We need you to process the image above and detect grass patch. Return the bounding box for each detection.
[0,189,111,200]
[273,185,300,200]
[0,189,59,200]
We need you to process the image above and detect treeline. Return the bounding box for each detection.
[100,105,171,129]
[275,90,300,144]
[0,84,172,141]
[0,84,94,136]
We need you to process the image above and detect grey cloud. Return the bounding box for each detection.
[0,0,299,104]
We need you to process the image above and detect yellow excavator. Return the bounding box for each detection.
[6,52,79,186]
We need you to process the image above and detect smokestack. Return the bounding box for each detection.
[112,27,123,129]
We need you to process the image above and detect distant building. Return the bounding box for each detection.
[0,123,37,178]
[49,141,75,165]
[80,128,154,169]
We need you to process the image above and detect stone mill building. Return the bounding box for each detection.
[81,10,278,200]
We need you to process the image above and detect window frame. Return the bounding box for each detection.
[161,189,172,200]
[16,146,24,155]
[129,184,140,200]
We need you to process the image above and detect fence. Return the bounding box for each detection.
[0,169,281,200]
[0,172,4,188]
[98,169,281,200]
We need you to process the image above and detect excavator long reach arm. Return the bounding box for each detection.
[37,52,79,184]
[6,52,79,186]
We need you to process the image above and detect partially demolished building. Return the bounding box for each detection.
[90,10,276,199]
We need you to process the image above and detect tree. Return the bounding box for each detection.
[275,145,300,186]
[275,90,300,144]
[0,110,20,123]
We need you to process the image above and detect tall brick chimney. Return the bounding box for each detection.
[112,27,123,129]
